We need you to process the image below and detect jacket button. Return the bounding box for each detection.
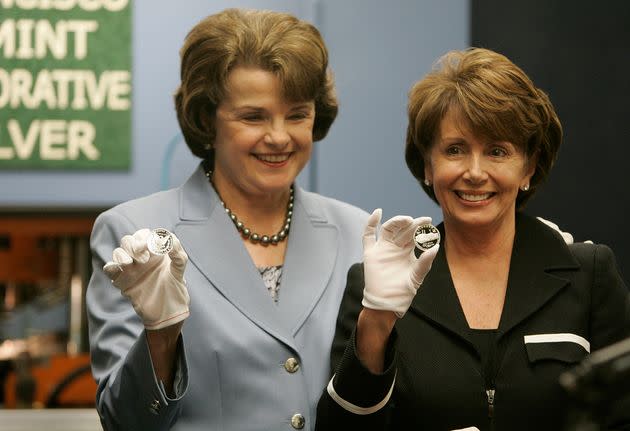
[291,413,305,429]
[149,399,160,415]
[284,357,300,373]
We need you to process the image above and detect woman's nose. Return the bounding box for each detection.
[463,155,488,183]
[264,122,290,147]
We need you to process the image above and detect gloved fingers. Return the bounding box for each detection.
[120,229,151,263]
[537,216,574,245]
[560,231,574,245]
[380,215,414,242]
[103,247,133,283]
[409,244,439,288]
[413,216,433,227]
[536,216,557,230]
[132,228,153,261]
[363,208,382,250]
[168,234,188,278]
[112,247,133,265]
[392,216,433,248]
[103,261,124,281]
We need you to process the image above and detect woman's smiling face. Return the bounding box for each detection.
[212,66,315,200]
[424,108,535,231]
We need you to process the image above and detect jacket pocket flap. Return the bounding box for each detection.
[524,333,590,363]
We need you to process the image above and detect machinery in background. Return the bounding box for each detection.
[0,212,99,408]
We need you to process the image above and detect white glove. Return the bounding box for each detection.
[103,228,190,330]
[536,216,573,244]
[536,216,594,244]
[361,209,439,318]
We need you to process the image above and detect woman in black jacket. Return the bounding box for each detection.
[316,48,630,431]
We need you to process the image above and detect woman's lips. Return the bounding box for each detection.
[455,191,495,202]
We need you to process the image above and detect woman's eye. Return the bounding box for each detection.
[289,112,309,121]
[241,114,263,122]
[445,146,461,155]
[490,147,508,157]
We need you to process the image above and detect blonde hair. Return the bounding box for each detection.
[174,8,338,160]
[405,47,562,208]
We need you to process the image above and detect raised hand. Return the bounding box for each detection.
[103,228,189,330]
[361,209,439,318]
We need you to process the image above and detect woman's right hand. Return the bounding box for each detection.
[103,228,190,330]
[356,209,438,373]
[361,209,439,318]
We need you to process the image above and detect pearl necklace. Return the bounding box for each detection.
[204,166,293,246]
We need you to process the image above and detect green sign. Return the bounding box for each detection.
[0,0,131,169]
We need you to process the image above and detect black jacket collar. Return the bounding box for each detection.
[409,213,580,341]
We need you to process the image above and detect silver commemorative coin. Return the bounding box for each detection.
[414,223,440,252]
[147,228,174,255]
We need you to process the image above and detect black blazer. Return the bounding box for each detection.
[317,214,630,431]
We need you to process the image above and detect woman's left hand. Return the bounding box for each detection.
[361,209,439,318]
[535,216,594,244]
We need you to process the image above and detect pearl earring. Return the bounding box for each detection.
[521,184,530,191]
[424,179,431,187]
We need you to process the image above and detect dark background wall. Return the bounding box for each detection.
[471,0,630,280]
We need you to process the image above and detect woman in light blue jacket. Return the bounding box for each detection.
[86,9,368,430]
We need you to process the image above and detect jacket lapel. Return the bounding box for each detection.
[409,223,471,340]
[408,214,580,342]
[497,214,580,338]
[277,188,338,336]
[173,166,338,348]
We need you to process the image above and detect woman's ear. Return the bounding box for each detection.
[424,162,433,185]
[198,106,217,150]
[525,150,538,182]
[199,106,215,131]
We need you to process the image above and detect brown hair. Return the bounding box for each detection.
[174,8,338,162]
[405,47,562,208]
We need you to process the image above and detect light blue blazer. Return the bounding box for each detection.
[86,164,368,431]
